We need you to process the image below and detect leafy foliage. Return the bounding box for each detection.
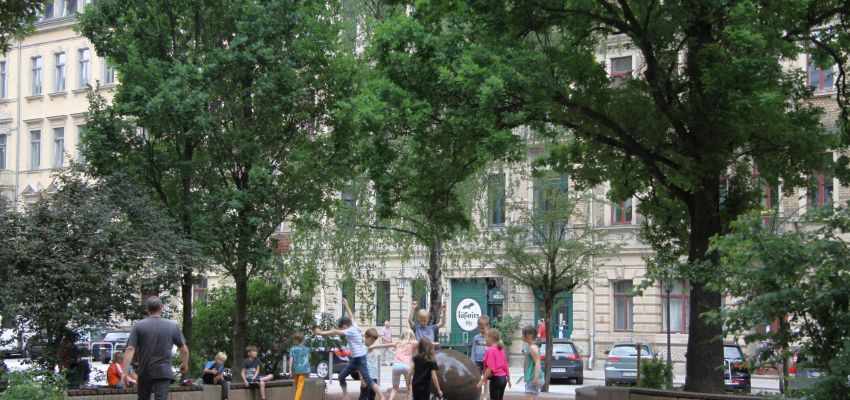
[492,315,521,350]
[711,208,850,399]
[76,0,357,373]
[0,170,199,370]
[637,357,675,390]
[192,278,318,379]
[0,365,67,400]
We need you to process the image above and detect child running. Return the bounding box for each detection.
[476,328,510,400]
[407,337,443,400]
[315,298,386,400]
[520,325,543,399]
[368,327,417,400]
[289,333,311,400]
[471,315,490,400]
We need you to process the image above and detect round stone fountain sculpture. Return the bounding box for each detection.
[428,349,481,400]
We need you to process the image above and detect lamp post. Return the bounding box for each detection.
[666,284,672,386]
[396,272,406,338]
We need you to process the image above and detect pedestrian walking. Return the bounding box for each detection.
[380,321,393,365]
[121,296,190,400]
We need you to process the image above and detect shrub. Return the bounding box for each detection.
[492,315,521,349]
[1,365,66,400]
[637,357,674,390]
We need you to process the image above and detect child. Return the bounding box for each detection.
[106,352,137,388]
[359,328,381,400]
[242,345,273,400]
[476,329,510,400]
[315,298,386,400]
[368,327,417,400]
[407,301,446,344]
[519,325,543,399]
[407,337,443,400]
[471,316,490,400]
[289,333,311,400]
[203,352,229,400]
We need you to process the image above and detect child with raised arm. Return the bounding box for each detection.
[407,301,446,345]
[289,333,311,400]
[315,298,386,400]
[367,327,417,400]
[407,337,443,400]
[519,325,543,400]
[476,329,510,400]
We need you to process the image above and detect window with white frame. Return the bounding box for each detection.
[0,135,6,169]
[78,49,90,88]
[614,280,634,331]
[808,54,835,91]
[612,198,633,224]
[104,62,116,85]
[77,125,87,163]
[1,61,6,98]
[32,57,43,95]
[31,130,41,169]
[611,57,632,88]
[53,127,65,167]
[55,53,66,92]
[488,173,506,226]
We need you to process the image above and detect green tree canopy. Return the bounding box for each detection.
[0,0,48,54]
[76,0,357,374]
[367,0,848,392]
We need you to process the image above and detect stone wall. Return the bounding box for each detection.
[576,386,795,400]
[63,378,325,400]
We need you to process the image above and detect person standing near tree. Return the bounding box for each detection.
[380,321,393,366]
[537,319,546,340]
[122,297,190,400]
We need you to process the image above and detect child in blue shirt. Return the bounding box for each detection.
[202,352,229,400]
[289,333,311,400]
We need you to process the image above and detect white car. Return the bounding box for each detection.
[0,317,26,358]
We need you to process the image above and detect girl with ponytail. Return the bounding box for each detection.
[476,328,511,400]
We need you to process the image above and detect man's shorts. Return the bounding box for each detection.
[525,380,541,394]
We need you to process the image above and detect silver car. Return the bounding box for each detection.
[604,342,660,386]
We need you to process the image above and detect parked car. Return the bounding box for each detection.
[24,331,48,358]
[0,317,26,358]
[789,351,821,391]
[97,331,131,364]
[537,339,584,384]
[304,336,359,380]
[723,342,751,393]
[604,342,660,386]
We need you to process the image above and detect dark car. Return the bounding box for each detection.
[305,337,359,380]
[723,342,751,393]
[538,339,584,384]
[97,331,131,364]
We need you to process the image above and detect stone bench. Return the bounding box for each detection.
[64,378,325,400]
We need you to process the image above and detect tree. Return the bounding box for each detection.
[0,171,198,370]
[76,0,356,375]
[485,171,621,391]
[711,209,850,400]
[367,0,847,392]
[0,0,48,54]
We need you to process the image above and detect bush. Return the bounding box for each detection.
[1,365,66,400]
[492,315,521,349]
[637,357,674,390]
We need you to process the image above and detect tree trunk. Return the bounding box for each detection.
[542,295,554,393]
[232,270,249,378]
[683,193,724,393]
[181,270,193,379]
[427,235,444,326]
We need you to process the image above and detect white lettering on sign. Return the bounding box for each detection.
[455,298,483,331]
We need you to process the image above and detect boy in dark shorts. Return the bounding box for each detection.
[241,346,273,400]
[471,316,490,400]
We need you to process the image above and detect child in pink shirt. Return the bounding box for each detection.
[476,329,511,400]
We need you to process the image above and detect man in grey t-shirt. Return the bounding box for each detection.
[121,296,189,400]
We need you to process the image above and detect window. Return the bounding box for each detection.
[614,281,634,331]
[611,57,632,88]
[488,173,506,226]
[376,281,391,325]
[78,49,90,88]
[141,291,158,305]
[54,53,66,92]
[193,278,208,301]
[104,62,116,85]
[533,173,568,211]
[341,278,356,318]
[533,173,568,244]
[41,2,54,20]
[411,279,429,309]
[612,198,633,224]
[77,126,86,163]
[53,127,64,167]
[754,163,778,225]
[0,135,6,169]
[1,61,7,98]
[32,57,43,95]
[374,197,389,229]
[808,153,834,208]
[661,280,690,333]
[808,54,834,91]
[31,130,41,169]
[341,188,356,227]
